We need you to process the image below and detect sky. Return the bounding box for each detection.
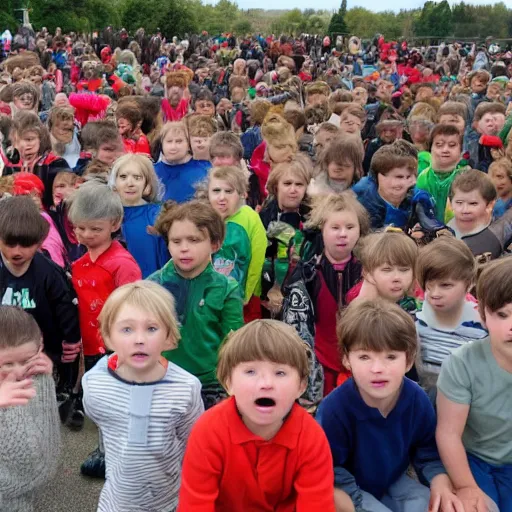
[229,0,505,13]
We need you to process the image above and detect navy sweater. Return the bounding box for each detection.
[154,159,210,203]
[317,378,445,504]
[122,203,170,278]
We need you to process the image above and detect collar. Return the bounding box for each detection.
[225,396,302,449]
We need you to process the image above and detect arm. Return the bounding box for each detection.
[175,379,204,449]
[220,280,244,340]
[114,258,143,287]
[245,213,267,300]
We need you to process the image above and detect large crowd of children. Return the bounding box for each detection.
[0,26,511,512]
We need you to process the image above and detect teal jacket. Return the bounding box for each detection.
[148,261,244,385]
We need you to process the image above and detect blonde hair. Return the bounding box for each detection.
[159,121,188,143]
[110,154,163,202]
[261,113,298,152]
[489,158,512,183]
[266,155,313,197]
[216,319,310,389]
[305,192,370,236]
[99,281,180,350]
[207,166,249,196]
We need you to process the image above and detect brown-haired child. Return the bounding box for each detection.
[186,113,216,162]
[488,158,512,219]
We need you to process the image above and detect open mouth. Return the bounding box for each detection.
[132,352,148,359]
[255,397,276,407]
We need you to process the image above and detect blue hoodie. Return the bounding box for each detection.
[122,203,170,278]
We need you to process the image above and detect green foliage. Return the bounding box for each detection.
[234,19,253,35]
[328,0,348,35]
[270,8,329,36]
[414,0,453,37]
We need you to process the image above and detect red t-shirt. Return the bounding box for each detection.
[178,397,335,512]
[71,241,142,356]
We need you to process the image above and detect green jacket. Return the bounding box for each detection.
[148,261,244,385]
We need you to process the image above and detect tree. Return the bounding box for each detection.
[414,0,453,37]
[234,19,252,35]
[328,0,348,35]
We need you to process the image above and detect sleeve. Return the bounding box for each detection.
[69,93,110,114]
[437,350,473,406]
[175,378,204,451]
[82,363,102,425]
[410,391,447,485]
[47,265,81,344]
[177,415,223,512]
[220,279,244,340]
[244,211,267,300]
[113,258,143,287]
[294,419,336,512]
[316,398,362,507]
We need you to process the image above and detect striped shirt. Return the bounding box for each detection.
[416,300,488,375]
[83,355,203,512]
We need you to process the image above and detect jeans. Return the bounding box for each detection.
[468,453,512,512]
[360,474,430,512]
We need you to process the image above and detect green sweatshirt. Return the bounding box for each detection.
[148,261,244,385]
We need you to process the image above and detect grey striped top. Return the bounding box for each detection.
[83,355,203,512]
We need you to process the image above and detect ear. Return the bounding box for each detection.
[211,240,221,253]
[111,219,122,232]
[297,378,308,398]
[365,271,376,286]
[143,183,151,198]
[342,353,351,371]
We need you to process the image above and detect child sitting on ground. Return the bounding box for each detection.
[308,136,363,196]
[488,158,512,219]
[153,121,211,203]
[178,320,336,512]
[207,166,266,322]
[83,281,203,512]
[436,257,512,512]
[415,237,487,388]
[0,306,60,511]
[448,169,511,260]
[110,154,169,278]
[317,299,462,512]
[149,200,244,410]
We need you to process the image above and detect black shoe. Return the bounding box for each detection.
[80,447,105,479]
[57,392,72,424]
[66,394,85,431]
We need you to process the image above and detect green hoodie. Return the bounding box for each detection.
[148,261,244,385]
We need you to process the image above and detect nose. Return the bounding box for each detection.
[258,371,274,389]
[370,358,384,373]
[218,190,226,201]
[12,364,26,381]
[461,203,470,213]
[429,284,441,298]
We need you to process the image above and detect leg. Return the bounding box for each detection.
[381,474,430,512]
[494,463,512,512]
[360,491,393,512]
[467,453,500,507]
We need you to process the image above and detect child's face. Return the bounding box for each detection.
[415,87,433,102]
[475,113,497,136]
[51,117,74,144]
[327,161,355,189]
[490,168,512,199]
[322,210,360,264]
[190,136,210,160]
[231,87,245,104]
[53,174,76,206]
[352,87,368,106]
[162,130,189,163]
[340,113,362,135]
[471,76,487,94]
[438,114,465,135]
[117,117,134,138]
[276,172,306,212]
[451,189,491,232]
[408,119,433,145]
[431,134,461,172]
[226,360,306,440]
[344,348,411,410]
[16,130,40,161]
[167,85,184,106]
[425,279,468,316]
[0,341,41,382]
[484,304,512,362]
[106,303,171,382]
[208,178,242,220]
[0,241,40,275]
[313,130,335,155]
[493,113,505,134]
[486,83,501,101]
[367,264,413,302]
[378,125,400,144]
[13,93,35,111]
[377,167,416,206]
[195,100,215,117]
[73,219,120,250]
[96,140,124,166]
[167,219,218,279]
[115,165,148,206]
[211,154,238,167]
[306,93,326,107]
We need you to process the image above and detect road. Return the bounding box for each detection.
[35,418,102,512]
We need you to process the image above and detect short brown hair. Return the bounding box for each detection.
[81,120,120,151]
[11,110,51,154]
[266,155,312,197]
[250,99,272,126]
[337,299,417,365]
[283,108,306,131]
[489,158,512,182]
[437,101,468,122]
[429,124,463,150]
[115,100,143,128]
[209,131,243,161]
[371,140,418,177]
[416,236,476,289]
[207,166,249,196]
[473,102,506,123]
[216,319,310,388]
[319,135,364,180]
[339,103,366,124]
[154,200,225,245]
[316,122,339,136]
[359,231,418,274]
[477,258,512,320]
[303,105,328,127]
[0,306,42,350]
[0,195,50,246]
[47,105,75,130]
[450,169,497,204]
[186,113,216,138]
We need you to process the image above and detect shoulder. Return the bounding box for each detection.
[166,361,202,389]
[189,398,231,442]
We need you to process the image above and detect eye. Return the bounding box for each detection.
[121,327,132,334]
[399,267,411,273]
[381,267,391,272]
[244,369,255,375]
[497,311,509,319]
[276,370,286,376]
[359,355,369,361]
[387,354,397,361]
[147,326,158,333]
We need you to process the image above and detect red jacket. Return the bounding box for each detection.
[122,133,151,155]
[71,241,142,356]
[249,141,270,200]
[178,396,335,512]
[69,93,110,127]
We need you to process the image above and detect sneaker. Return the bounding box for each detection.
[57,392,72,424]
[80,447,106,479]
[66,394,85,431]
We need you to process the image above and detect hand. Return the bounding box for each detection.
[61,341,82,363]
[456,486,493,512]
[26,352,53,377]
[0,373,36,407]
[429,484,465,512]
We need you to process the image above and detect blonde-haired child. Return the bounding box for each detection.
[110,154,170,277]
[153,121,211,202]
[282,192,370,400]
[207,165,267,322]
[488,158,512,219]
[83,280,203,512]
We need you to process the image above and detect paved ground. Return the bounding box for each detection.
[35,418,102,512]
